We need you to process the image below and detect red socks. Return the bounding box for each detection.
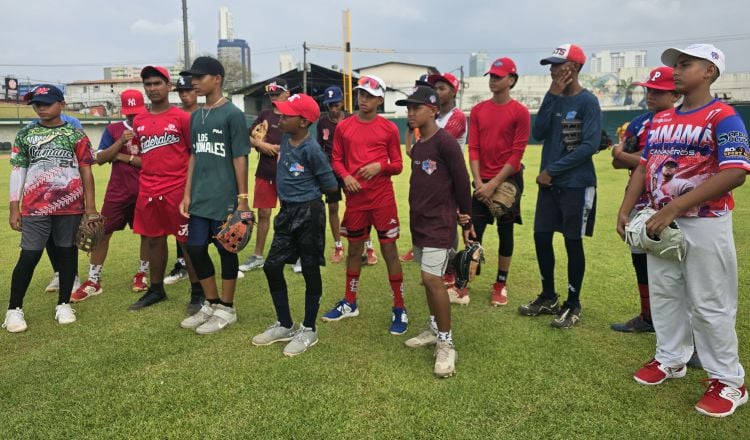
[389,273,404,309]
[638,283,651,323]
[344,270,360,304]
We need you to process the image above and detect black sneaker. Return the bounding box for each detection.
[518,294,560,316]
[128,289,167,311]
[551,303,582,329]
[186,291,205,316]
[611,315,655,333]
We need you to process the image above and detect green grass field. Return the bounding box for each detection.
[0,147,747,439]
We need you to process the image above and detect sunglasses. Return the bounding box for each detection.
[357,76,383,90]
[265,83,288,93]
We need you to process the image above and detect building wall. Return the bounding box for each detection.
[357,64,432,90]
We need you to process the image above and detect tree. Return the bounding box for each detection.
[222,58,252,92]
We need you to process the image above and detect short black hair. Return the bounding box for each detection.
[509,73,519,89]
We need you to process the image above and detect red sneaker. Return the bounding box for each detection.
[132,272,149,292]
[442,272,456,287]
[399,249,413,262]
[366,248,378,265]
[490,283,508,306]
[633,358,686,385]
[71,280,102,302]
[695,379,748,417]
[331,244,344,264]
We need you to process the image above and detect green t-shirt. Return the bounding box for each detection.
[189,102,251,220]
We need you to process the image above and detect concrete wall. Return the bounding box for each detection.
[0,120,108,149]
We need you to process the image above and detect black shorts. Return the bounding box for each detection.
[471,170,524,226]
[534,186,596,239]
[325,178,343,204]
[266,199,326,267]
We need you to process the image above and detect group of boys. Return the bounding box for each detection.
[3,42,748,416]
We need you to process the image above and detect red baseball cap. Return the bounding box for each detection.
[485,57,518,77]
[120,89,146,116]
[633,67,675,91]
[427,72,460,92]
[540,44,586,65]
[140,65,171,82]
[273,93,321,123]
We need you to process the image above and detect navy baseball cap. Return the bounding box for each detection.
[24,84,65,105]
[180,56,225,77]
[322,86,344,104]
[174,75,193,91]
[395,86,438,107]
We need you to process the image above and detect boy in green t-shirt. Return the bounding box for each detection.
[178,57,251,335]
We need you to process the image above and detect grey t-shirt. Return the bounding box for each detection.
[276,134,337,203]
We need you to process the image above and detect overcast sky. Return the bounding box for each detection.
[2,0,749,85]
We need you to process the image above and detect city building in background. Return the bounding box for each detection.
[469,52,489,77]
[590,50,648,74]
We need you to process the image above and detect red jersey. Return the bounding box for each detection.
[436,107,467,147]
[331,115,402,211]
[99,121,140,203]
[468,99,530,180]
[641,99,750,217]
[133,106,191,196]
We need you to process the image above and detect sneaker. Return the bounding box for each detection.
[633,358,687,385]
[695,380,748,417]
[72,276,81,293]
[239,255,264,272]
[186,292,205,316]
[551,304,582,329]
[180,301,214,329]
[434,341,457,378]
[251,321,296,346]
[611,315,655,333]
[366,248,378,265]
[490,283,508,307]
[518,294,560,316]
[331,244,345,264]
[283,326,319,356]
[128,289,166,311]
[448,286,470,305]
[321,299,359,322]
[400,249,414,262]
[293,258,302,273]
[389,307,408,335]
[132,272,149,292]
[45,272,60,292]
[54,303,76,325]
[236,270,245,279]
[164,264,188,285]
[71,280,102,302]
[687,351,702,369]
[195,304,236,335]
[442,271,456,286]
[405,326,437,348]
[2,308,27,333]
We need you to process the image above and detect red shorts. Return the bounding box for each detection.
[133,188,189,242]
[101,197,136,235]
[253,178,277,209]
[341,203,400,243]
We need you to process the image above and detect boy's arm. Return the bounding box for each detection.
[365,125,402,178]
[332,124,360,193]
[79,166,97,214]
[617,164,647,239]
[546,98,602,176]
[9,166,27,231]
[233,155,249,211]
[532,92,559,141]
[309,145,339,194]
[230,110,251,211]
[96,128,128,164]
[180,155,196,218]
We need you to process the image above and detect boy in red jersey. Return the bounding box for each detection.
[618,44,749,417]
[468,57,530,307]
[128,66,193,311]
[322,75,408,335]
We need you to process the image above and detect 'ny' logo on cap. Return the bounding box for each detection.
[35,87,50,95]
[288,94,301,102]
[127,98,136,106]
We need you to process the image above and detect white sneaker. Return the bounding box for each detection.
[434,340,457,378]
[55,303,77,325]
[237,270,245,279]
[72,276,81,293]
[405,327,438,348]
[239,255,264,272]
[3,308,27,333]
[293,258,302,273]
[195,304,236,334]
[45,272,60,292]
[180,301,214,329]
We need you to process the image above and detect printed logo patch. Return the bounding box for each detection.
[565,111,578,120]
[421,159,437,175]
[289,162,305,176]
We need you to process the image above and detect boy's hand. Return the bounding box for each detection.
[357,162,382,180]
[549,65,573,95]
[179,195,191,218]
[616,211,630,240]
[645,204,679,237]
[122,129,134,142]
[462,225,476,246]
[457,212,471,225]
[9,204,21,231]
[237,198,250,211]
[473,181,497,204]
[343,175,361,193]
[536,169,553,187]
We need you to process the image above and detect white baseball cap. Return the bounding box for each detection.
[661,44,725,76]
[354,74,386,98]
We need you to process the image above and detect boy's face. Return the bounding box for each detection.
[278,113,306,133]
[357,90,383,114]
[645,88,679,112]
[488,74,512,94]
[434,82,456,106]
[406,104,436,130]
[32,101,63,121]
[178,89,197,107]
[672,54,715,94]
[143,76,170,103]
[327,101,343,118]
[190,74,220,97]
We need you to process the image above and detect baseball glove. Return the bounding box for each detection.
[251,120,268,142]
[76,213,105,253]
[453,242,484,289]
[487,181,519,219]
[625,208,686,261]
[215,209,255,254]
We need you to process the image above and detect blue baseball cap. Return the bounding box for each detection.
[24,84,65,105]
[322,86,344,104]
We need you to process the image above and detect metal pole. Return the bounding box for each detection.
[459,65,464,111]
[303,41,308,94]
[181,0,190,69]
[344,9,352,113]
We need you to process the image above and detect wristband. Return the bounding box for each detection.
[128,155,134,164]
[237,194,249,200]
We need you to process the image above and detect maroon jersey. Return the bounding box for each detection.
[132,106,191,196]
[409,129,472,248]
[317,113,347,161]
[99,121,140,203]
[250,109,282,180]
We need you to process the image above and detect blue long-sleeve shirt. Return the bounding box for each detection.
[532,90,602,188]
[276,134,338,203]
